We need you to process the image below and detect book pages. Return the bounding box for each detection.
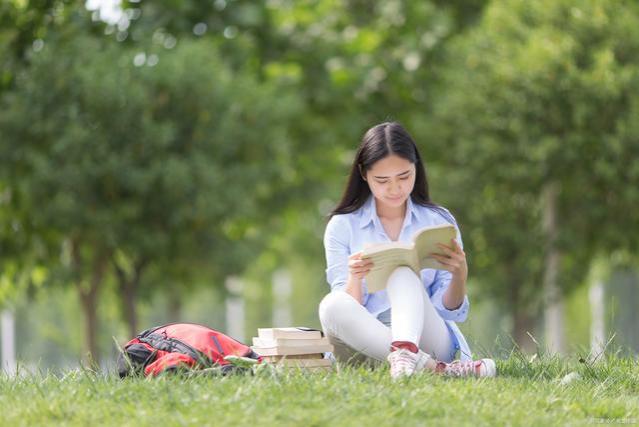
[360,223,456,292]
[413,224,456,269]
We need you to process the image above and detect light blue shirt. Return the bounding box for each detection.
[323,194,472,361]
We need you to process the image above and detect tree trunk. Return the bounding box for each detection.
[1,308,16,375]
[542,183,565,354]
[73,240,109,366]
[272,269,292,327]
[78,286,99,365]
[608,267,639,355]
[114,257,147,338]
[122,279,137,338]
[508,266,536,353]
[225,276,245,341]
[167,286,182,322]
[589,278,605,358]
[513,308,536,353]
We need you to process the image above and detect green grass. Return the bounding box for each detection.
[1,354,638,426]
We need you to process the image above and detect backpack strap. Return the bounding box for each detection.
[117,343,158,378]
[137,333,213,368]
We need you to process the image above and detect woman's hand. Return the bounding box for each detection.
[348,251,374,281]
[431,238,468,310]
[430,238,468,283]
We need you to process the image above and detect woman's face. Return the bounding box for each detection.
[364,154,416,210]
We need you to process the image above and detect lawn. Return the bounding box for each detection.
[0,354,637,426]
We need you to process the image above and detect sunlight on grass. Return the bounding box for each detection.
[0,354,637,426]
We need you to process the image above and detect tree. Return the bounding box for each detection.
[0,29,302,360]
[433,0,639,351]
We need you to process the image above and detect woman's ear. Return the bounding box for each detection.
[358,164,367,181]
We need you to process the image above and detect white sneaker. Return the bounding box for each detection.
[436,358,497,378]
[387,347,432,380]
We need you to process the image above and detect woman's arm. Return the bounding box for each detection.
[429,270,470,322]
[431,238,468,310]
[345,252,373,304]
[345,271,364,304]
[323,216,372,305]
[324,217,350,292]
[443,274,467,310]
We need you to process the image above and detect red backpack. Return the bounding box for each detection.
[117,323,262,377]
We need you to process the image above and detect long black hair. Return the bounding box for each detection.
[328,121,454,224]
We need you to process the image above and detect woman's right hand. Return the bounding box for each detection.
[348,251,374,281]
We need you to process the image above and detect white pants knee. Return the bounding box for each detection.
[319,266,455,363]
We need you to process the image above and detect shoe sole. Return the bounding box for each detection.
[481,358,497,377]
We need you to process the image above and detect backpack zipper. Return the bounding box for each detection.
[211,335,225,355]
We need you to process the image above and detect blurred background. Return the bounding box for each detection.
[0,0,637,373]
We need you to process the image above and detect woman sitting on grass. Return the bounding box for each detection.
[319,121,496,379]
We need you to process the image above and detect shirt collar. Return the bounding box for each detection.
[359,194,417,229]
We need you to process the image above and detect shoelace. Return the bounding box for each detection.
[389,350,417,375]
[443,360,479,377]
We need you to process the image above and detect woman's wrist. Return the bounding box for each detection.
[443,274,466,310]
[346,274,363,304]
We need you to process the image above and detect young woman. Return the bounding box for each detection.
[319,122,496,379]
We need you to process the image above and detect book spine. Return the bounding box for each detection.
[258,331,322,340]
[251,345,334,356]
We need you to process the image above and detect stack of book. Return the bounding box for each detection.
[251,327,334,371]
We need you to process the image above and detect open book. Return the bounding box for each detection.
[361,223,456,293]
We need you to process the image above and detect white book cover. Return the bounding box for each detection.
[252,337,330,347]
[251,343,334,356]
[257,327,323,340]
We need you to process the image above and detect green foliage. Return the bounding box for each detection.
[0,1,100,92]
[0,27,303,357]
[0,30,302,282]
[2,0,639,364]
[433,0,639,313]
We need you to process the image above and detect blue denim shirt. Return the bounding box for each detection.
[323,194,472,361]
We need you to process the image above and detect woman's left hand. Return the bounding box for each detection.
[430,238,468,283]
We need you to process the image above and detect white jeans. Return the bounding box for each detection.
[319,266,455,364]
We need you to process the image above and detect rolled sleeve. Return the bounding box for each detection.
[323,216,350,292]
[429,269,470,323]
